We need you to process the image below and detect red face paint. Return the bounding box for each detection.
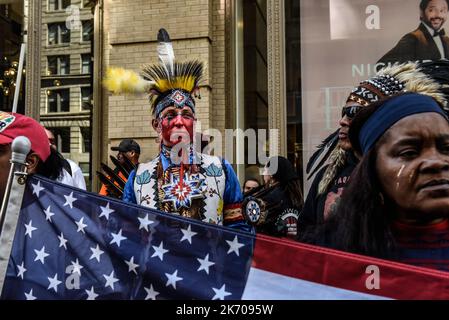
[159,106,195,147]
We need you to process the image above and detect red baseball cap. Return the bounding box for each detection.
[0,112,51,162]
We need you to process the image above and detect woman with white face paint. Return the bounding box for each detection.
[298,61,449,239]
[301,93,449,272]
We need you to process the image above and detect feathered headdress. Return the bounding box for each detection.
[307,61,449,195]
[103,28,203,117]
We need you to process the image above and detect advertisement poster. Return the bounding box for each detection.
[300,0,442,187]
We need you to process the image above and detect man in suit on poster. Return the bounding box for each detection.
[378,0,449,65]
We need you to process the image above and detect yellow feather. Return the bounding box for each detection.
[103,67,151,94]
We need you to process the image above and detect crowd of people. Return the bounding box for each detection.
[2,28,449,276]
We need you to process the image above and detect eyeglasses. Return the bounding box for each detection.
[341,105,363,119]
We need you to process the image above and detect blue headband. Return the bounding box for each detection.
[359,93,448,154]
[155,89,195,117]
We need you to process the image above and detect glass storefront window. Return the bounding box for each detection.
[239,0,268,182]
[0,3,24,113]
[285,0,303,185]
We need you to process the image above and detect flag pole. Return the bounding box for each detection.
[0,136,31,292]
[12,43,26,114]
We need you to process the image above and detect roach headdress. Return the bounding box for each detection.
[104,28,203,117]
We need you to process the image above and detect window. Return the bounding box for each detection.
[80,127,91,153]
[51,127,71,153]
[47,89,70,112]
[82,0,94,9]
[48,23,70,45]
[81,87,92,110]
[81,54,91,74]
[60,56,69,74]
[79,162,90,175]
[47,55,70,75]
[240,0,268,179]
[82,20,93,42]
[48,0,70,11]
[285,0,302,183]
[48,24,57,45]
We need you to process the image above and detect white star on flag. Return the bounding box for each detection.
[165,270,183,290]
[47,273,62,292]
[103,271,119,290]
[125,256,139,274]
[58,233,68,250]
[34,246,49,264]
[63,192,77,209]
[89,244,104,262]
[180,224,197,244]
[32,181,44,197]
[197,254,215,274]
[99,202,114,220]
[226,236,245,256]
[70,259,84,275]
[85,286,98,300]
[151,241,169,261]
[110,229,127,247]
[17,262,26,279]
[24,220,37,238]
[212,284,232,300]
[44,206,55,222]
[138,214,154,232]
[24,289,36,300]
[144,285,159,300]
[75,217,87,234]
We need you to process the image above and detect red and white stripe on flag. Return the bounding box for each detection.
[242,235,449,300]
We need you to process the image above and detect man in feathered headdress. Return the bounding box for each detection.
[104,29,250,231]
[298,61,449,239]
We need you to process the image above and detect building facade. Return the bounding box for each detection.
[93,0,293,190]
[39,0,93,187]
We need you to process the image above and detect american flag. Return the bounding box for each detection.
[1,175,254,300]
[3,176,449,300]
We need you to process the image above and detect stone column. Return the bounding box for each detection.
[92,0,103,191]
[267,0,287,156]
[24,0,41,120]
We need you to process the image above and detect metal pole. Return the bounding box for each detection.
[12,43,26,114]
[0,136,30,292]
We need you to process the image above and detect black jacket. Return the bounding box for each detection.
[297,152,358,238]
[378,23,449,65]
[256,185,300,237]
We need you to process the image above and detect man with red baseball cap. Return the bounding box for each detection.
[0,111,51,201]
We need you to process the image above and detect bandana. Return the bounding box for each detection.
[155,89,195,117]
[359,93,447,154]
